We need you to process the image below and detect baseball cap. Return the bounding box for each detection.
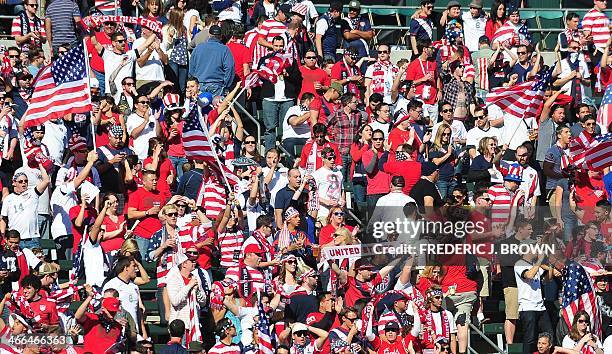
[447,0,460,8]
[209,25,222,36]
[279,3,293,15]
[384,321,400,331]
[391,175,406,187]
[37,262,59,276]
[102,297,121,314]
[292,322,309,334]
[244,244,265,255]
[348,0,361,8]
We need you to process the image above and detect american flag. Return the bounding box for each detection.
[569,130,594,169]
[257,299,274,354]
[486,67,553,120]
[597,84,612,131]
[518,22,532,44]
[22,43,91,128]
[182,102,217,162]
[254,51,293,84]
[585,132,612,171]
[560,260,601,338]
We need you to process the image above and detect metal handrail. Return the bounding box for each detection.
[234,101,260,145]
[468,323,505,354]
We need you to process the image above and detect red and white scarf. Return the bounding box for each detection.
[421,309,450,349]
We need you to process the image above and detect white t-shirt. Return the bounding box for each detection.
[50,182,77,239]
[559,58,591,101]
[133,37,165,82]
[218,2,241,23]
[432,120,467,143]
[311,166,343,218]
[514,258,546,312]
[315,17,329,36]
[183,9,199,33]
[370,120,391,139]
[603,334,612,354]
[563,334,603,352]
[1,188,41,240]
[102,49,138,95]
[237,306,259,346]
[282,105,311,140]
[14,165,50,215]
[261,166,288,208]
[502,115,537,150]
[461,12,487,52]
[103,277,140,332]
[430,310,458,337]
[42,120,68,166]
[126,112,157,160]
[465,126,503,152]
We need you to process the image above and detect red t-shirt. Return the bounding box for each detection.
[79,312,123,354]
[361,150,391,195]
[161,121,185,158]
[405,58,438,105]
[309,96,338,124]
[382,157,421,195]
[69,205,98,253]
[29,296,59,326]
[227,41,253,82]
[195,227,215,270]
[388,128,420,152]
[126,187,166,239]
[100,214,126,253]
[330,61,361,100]
[600,66,612,89]
[299,65,330,99]
[371,337,407,354]
[142,157,176,200]
[299,140,342,172]
[441,261,478,293]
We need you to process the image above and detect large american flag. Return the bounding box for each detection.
[486,67,553,120]
[585,132,612,171]
[257,299,274,354]
[569,130,594,169]
[253,51,293,85]
[560,260,601,337]
[22,43,91,128]
[597,84,612,131]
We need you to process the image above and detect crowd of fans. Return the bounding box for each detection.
[0,0,610,353]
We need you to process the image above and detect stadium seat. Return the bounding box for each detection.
[40,239,55,250]
[482,323,504,335]
[508,343,523,353]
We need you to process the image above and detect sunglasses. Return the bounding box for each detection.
[104,22,116,26]
[441,109,452,113]
[425,4,433,8]
[479,197,491,201]
[585,122,595,126]
[453,194,464,199]
[286,260,297,264]
[324,155,336,160]
[345,317,357,322]
[124,82,135,86]
[438,346,451,352]
[115,39,126,43]
[27,3,38,7]
[138,101,150,105]
[577,319,588,323]
[333,212,345,216]
[15,179,28,184]
[186,251,199,255]
[441,133,451,136]
[8,55,19,58]
[294,331,308,337]
[372,137,384,141]
[245,140,256,144]
[305,56,317,59]
[517,51,527,55]
[166,212,178,217]
[378,50,390,54]
[176,204,187,208]
[569,46,580,50]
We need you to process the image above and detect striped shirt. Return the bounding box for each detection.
[487,184,514,225]
[225,265,266,292]
[45,0,81,49]
[260,19,287,45]
[218,229,244,268]
[209,342,242,354]
[582,9,610,51]
[95,0,120,14]
[11,15,46,52]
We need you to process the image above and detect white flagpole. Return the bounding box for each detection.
[197,109,232,191]
[81,38,97,148]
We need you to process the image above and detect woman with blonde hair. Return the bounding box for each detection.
[318,206,356,246]
[416,264,444,294]
[562,310,603,354]
[162,7,189,93]
[427,122,457,199]
[467,136,506,186]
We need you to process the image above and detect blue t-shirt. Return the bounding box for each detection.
[428,147,456,181]
[510,63,533,83]
[544,145,567,190]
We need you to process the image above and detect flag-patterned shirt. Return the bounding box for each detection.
[11,14,46,52]
[218,228,244,269]
[487,184,515,226]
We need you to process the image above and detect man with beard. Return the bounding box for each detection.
[418,286,457,354]
[285,267,319,323]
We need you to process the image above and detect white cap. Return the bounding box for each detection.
[90,77,100,89]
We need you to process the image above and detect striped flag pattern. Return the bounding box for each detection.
[486,67,553,120]
[254,51,293,84]
[257,299,274,354]
[585,132,612,171]
[597,84,612,131]
[477,57,489,91]
[569,131,594,169]
[560,261,601,338]
[22,43,91,128]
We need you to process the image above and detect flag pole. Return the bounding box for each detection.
[199,114,232,191]
[81,37,97,148]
